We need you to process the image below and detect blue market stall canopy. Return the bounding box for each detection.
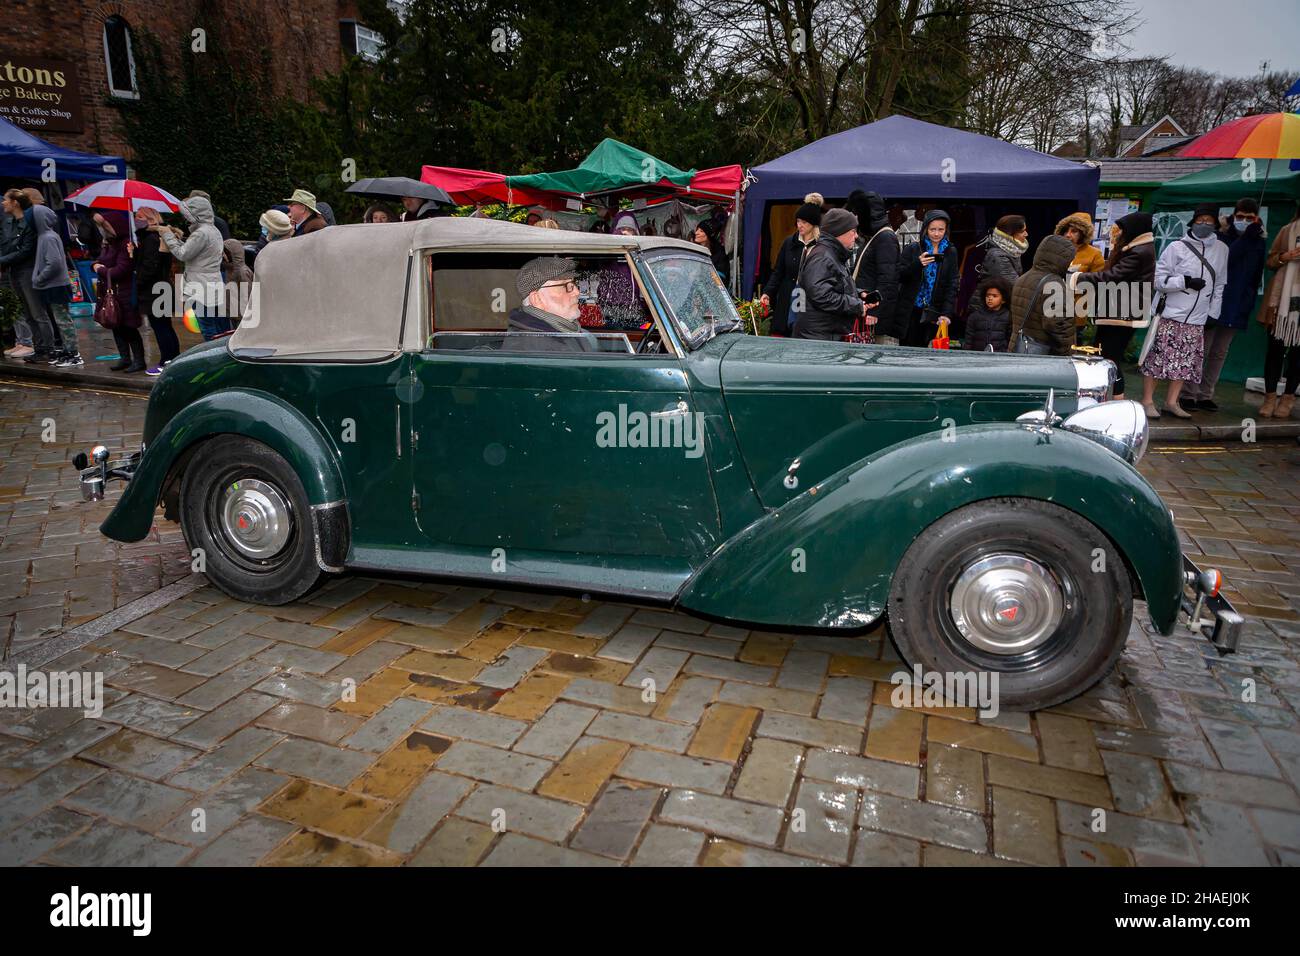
[0,116,125,181]
[742,115,1099,294]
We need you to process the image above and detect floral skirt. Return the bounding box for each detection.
[1139,319,1204,383]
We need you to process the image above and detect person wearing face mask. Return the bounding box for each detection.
[760,193,822,337]
[1072,212,1156,397]
[1137,204,1228,419]
[1181,198,1267,411]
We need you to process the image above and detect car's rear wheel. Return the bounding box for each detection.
[887,498,1131,711]
[180,436,322,605]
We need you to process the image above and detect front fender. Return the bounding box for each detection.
[677,423,1183,634]
[100,388,347,543]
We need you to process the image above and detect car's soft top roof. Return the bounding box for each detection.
[229,218,703,359]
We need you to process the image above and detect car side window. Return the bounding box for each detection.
[424,252,667,356]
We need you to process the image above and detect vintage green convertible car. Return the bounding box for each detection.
[75,218,1239,709]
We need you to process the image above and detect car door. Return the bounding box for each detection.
[409,347,721,568]
[407,244,725,585]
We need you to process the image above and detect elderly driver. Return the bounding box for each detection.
[507,256,597,352]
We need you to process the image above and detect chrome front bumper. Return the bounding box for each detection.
[76,446,141,501]
[1180,554,1243,655]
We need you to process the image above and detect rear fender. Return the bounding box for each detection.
[100,389,348,550]
[677,423,1183,633]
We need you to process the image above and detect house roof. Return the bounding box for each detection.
[1089,157,1223,185]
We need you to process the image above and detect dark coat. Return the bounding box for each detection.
[133,224,172,285]
[1010,235,1075,354]
[794,235,861,340]
[762,232,814,336]
[1072,234,1156,325]
[1212,222,1267,329]
[848,192,901,339]
[964,304,1011,352]
[296,213,327,236]
[967,232,1025,311]
[505,307,597,352]
[896,237,960,336]
[0,208,36,274]
[94,212,140,329]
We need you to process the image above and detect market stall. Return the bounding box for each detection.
[741,115,1099,297]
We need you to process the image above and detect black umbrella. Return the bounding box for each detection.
[346,177,452,205]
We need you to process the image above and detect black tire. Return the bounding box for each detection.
[179,436,322,605]
[887,498,1132,711]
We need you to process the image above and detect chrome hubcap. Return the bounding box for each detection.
[218,478,291,560]
[949,553,1064,655]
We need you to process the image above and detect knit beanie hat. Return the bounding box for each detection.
[820,207,857,237]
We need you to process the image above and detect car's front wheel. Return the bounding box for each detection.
[180,436,322,605]
[887,498,1132,711]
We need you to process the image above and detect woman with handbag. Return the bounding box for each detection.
[1258,209,1300,417]
[1138,205,1227,420]
[1008,235,1075,355]
[1071,212,1156,396]
[92,210,145,373]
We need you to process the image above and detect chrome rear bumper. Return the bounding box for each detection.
[75,446,141,501]
[1180,554,1243,655]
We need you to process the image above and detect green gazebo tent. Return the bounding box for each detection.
[506,138,695,199]
[1147,159,1300,385]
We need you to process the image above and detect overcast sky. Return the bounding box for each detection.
[1126,0,1299,76]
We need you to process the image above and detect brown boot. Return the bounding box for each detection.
[1277,394,1296,419]
[1259,393,1279,417]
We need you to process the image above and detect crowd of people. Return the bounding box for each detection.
[759,190,1300,419]
[2,177,1298,417]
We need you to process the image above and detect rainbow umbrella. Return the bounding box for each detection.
[66,179,182,214]
[1180,112,1300,196]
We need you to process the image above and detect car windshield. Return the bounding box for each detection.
[644,254,743,347]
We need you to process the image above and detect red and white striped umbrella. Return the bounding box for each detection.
[65,179,181,214]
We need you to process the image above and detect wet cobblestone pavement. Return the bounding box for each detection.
[2,378,1299,866]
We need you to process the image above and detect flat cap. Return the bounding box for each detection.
[517,256,578,297]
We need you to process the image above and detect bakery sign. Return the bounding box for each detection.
[0,57,84,134]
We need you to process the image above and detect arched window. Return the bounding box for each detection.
[103,15,138,99]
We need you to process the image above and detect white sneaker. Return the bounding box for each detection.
[8,345,34,358]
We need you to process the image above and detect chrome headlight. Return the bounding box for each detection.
[1071,356,1116,408]
[1060,400,1149,464]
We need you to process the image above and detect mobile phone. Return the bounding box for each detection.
[862,290,882,305]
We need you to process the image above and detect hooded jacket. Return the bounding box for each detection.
[1212,221,1267,329]
[1055,212,1105,273]
[848,191,900,338]
[31,205,70,291]
[1154,229,1228,326]
[794,234,862,340]
[161,196,225,308]
[895,210,959,338]
[222,238,254,322]
[1009,234,1075,355]
[93,209,140,328]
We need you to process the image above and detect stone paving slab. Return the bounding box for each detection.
[3,382,1300,865]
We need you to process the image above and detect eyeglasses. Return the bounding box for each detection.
[541,280,578,293]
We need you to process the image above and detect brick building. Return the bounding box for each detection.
[1,0,376,162]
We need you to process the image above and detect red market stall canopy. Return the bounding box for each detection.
[419,165,555,208]
[0,115,124,181]
[423,139,743,209]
